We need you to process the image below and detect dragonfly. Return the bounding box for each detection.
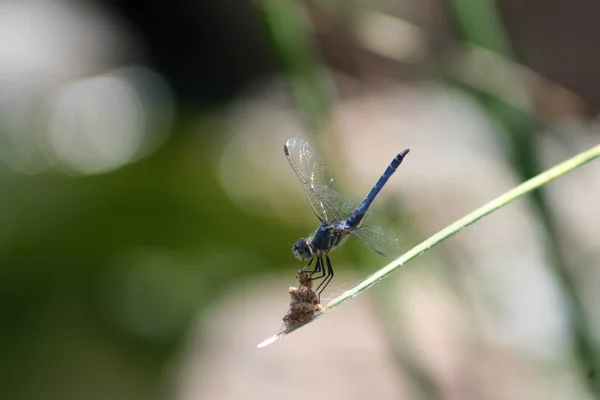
[284,136,410,295]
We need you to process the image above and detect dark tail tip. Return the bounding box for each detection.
[397,148,410,163]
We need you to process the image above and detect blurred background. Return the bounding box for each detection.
[1,0,600,399]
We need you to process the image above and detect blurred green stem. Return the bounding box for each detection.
[449,0,513,56]
[258,0,334,132]
[450,0,600,395]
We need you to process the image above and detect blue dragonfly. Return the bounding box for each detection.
[284,136,410,295]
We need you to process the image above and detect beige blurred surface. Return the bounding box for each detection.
[172,274,409,400]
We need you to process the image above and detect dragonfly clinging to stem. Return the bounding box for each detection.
[284,136,410,296]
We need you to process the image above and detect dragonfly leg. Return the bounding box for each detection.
[308,257,326,282]
[315,255,334,295]
[301,257,316,273]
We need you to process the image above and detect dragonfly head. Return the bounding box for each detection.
[292,237,314,261]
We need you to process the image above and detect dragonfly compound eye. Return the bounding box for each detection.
[292,238,313,261]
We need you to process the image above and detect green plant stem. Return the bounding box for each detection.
[258,0,333,132]
[259,143,600,347]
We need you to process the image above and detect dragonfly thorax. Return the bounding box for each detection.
[312,221,349,253]
[292,237,314,261]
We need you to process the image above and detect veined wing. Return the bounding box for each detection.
[284,136,339,222]
[312,185,370,222]
[352,225,401,259]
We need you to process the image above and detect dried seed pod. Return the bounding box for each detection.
[296,269,313,289]
[282,285,322,328]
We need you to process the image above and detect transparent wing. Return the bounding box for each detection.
[311,185,363,221]
[285,136,350,222]
[352,225,401,259]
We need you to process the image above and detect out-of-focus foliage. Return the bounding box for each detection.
[2,1,600,400]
